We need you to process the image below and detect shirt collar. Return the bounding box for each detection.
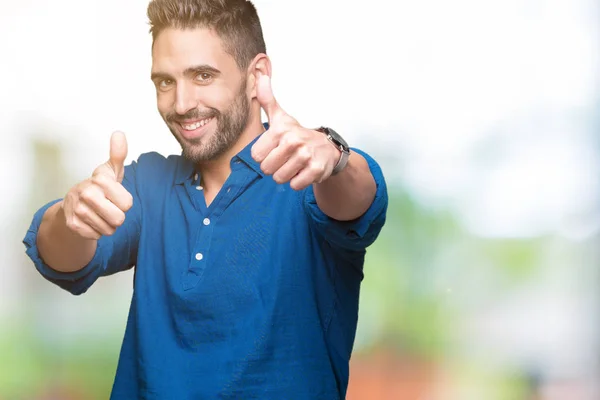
[174,123,268,185]
[174,154,196,185]
[233,128,266,177]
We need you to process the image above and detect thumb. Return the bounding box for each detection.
[256,74,284,123]
[108,131,128,182]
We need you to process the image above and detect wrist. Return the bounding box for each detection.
[315,126,350,176]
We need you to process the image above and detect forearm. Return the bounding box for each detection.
[37,201,98,273]
[313,152,376,221]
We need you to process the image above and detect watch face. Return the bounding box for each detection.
[326,128,349,150]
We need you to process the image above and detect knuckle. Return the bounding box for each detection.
[123,193,134,211]
[75,180,91,197]
[281,133,301,149]
[260,161,271,175]
[290,180,303,191]
[272,173,285,184]
[63,195,75,212]
[309,161,325,175]
[65,218,76,231]
[79,187,96,203]
[67,217,81,233]
[113,213,126,227]
[66,187,78,200]
[298,147,312,163]
[89,231,102,240]
[74,203,88,218]
[92,172,109,187]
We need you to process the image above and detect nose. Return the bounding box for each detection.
[174,82,198,116]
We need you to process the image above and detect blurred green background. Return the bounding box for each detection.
[1,0,599,399]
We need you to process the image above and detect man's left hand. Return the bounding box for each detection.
[251,75,341,191]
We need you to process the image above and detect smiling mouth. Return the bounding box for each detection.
[179,117,214,131]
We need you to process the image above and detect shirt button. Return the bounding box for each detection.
[195,253,204,261]
[203,218,211,226]
[196,186,203,191]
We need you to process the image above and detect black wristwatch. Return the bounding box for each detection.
[316,127,350,175]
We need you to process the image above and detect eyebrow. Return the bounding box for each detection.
[150,64,222,82]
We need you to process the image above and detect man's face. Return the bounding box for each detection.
[151,28,250,163]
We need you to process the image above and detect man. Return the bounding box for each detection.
[23,0,388,398]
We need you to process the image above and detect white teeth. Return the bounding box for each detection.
[183,122,200,130]
[182,118,211,130]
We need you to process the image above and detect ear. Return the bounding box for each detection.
[246,53,272,99]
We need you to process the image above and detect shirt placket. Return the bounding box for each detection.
[181,161,258,290]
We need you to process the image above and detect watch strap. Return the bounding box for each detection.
[316,127,350,176]
[331,147,349,175]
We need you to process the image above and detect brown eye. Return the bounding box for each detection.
[196,73,212,82]
[159,79,173,88]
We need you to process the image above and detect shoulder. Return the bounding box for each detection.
[135,151,178,168]
[130,152,186,184]
[120,152,193,189]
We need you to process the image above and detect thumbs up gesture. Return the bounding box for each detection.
[62,131,134,240]
[251,75,341,191]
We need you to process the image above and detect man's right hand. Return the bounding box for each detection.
[62,131,134,240]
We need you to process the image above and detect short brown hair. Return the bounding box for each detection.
[147,0,266,70]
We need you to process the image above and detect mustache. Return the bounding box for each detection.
[166,109,218,124]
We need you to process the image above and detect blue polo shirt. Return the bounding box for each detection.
[23,136,388,399]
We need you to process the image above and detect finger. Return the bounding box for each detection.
[108,131,128,183]
[75,202,116,237]
[256,74,285,123]
[289,163,327,191]
[92,173,134,212]
[251,128,280,163]
[80,185,127,228]
[67,215,102,240]
[271,150,310,184]
[258,141,295,176]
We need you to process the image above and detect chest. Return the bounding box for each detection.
[134,179,327,347]
[138,177,317,298]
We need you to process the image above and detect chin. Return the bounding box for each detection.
[182,141,229,163]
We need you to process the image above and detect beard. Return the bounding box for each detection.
[163,77,250,164]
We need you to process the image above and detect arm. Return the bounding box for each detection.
[248,76,386,287]
[36,131,132,273]
[37,201,98,273]
[303,148,388,252]
[250,74,383,229]
[23,132,140,295]
[312,151,376,222]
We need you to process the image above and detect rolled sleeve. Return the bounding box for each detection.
[304,148,388,251]
[23,199,107,295]
[23,162,142,295]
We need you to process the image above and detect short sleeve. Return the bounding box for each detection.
[22,161,142,295]
[303,148,388,251]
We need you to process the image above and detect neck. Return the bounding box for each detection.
[196,107,265,192]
